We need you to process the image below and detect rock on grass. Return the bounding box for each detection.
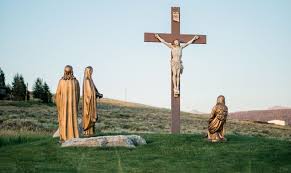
[61,135,146,148]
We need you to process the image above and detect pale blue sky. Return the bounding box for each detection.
[1,0,291,112]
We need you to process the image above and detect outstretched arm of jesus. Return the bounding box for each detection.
[155,34,172,48]
[182,35,199,49]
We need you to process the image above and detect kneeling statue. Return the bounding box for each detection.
[208,95,228,142]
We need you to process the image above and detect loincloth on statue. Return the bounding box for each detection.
[171,60,184,74]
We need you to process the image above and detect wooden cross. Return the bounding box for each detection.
[144,7,207,134]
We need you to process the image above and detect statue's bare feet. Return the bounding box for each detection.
[174,89,180,97]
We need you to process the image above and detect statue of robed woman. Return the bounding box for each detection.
[82,66,103,136]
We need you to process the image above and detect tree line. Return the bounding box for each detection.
[0,67,52,103]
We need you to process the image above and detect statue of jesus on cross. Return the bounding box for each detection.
[144,7,206,133]
[155,34,199,96]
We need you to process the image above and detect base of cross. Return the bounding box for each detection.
[171,75,181,134]
[171,94,180,134]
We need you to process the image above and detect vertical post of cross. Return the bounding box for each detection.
[171,7,181,134]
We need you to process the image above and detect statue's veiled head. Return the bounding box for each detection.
[216,95,225,105]
[84,66,93,79]
[62,65,75,80]
[173,39,180,46]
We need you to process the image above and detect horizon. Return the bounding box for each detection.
[1,1,291,112]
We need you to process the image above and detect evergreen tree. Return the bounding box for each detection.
[6,84,12,99]
[32,78,52,103]
[0,68,5,87]
[41,82,52,103]
[11,74,27,101]
[32,78,44,99]
[0,68,7,99]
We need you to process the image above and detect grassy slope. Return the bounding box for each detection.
[0,133,290,173]
[0,99,291,172]
[0,99,291,139]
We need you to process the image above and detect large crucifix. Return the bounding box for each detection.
[144,7,207,133]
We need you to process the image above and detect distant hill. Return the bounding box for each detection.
[230,109,291,125]
[189,109,207,115]
[268,106,291,110]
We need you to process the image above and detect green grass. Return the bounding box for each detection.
[0,133,290,173]
[0,134,42,147]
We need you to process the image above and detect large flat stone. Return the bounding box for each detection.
[61,135,147,148]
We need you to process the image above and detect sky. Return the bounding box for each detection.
[0,0,291,112]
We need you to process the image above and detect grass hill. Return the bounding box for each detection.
[0,99,291,172]
[0,98,291,139]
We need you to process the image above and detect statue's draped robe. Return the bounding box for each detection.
[82,78,97,136]
[55,78,80,141]
[208,104,228,142]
